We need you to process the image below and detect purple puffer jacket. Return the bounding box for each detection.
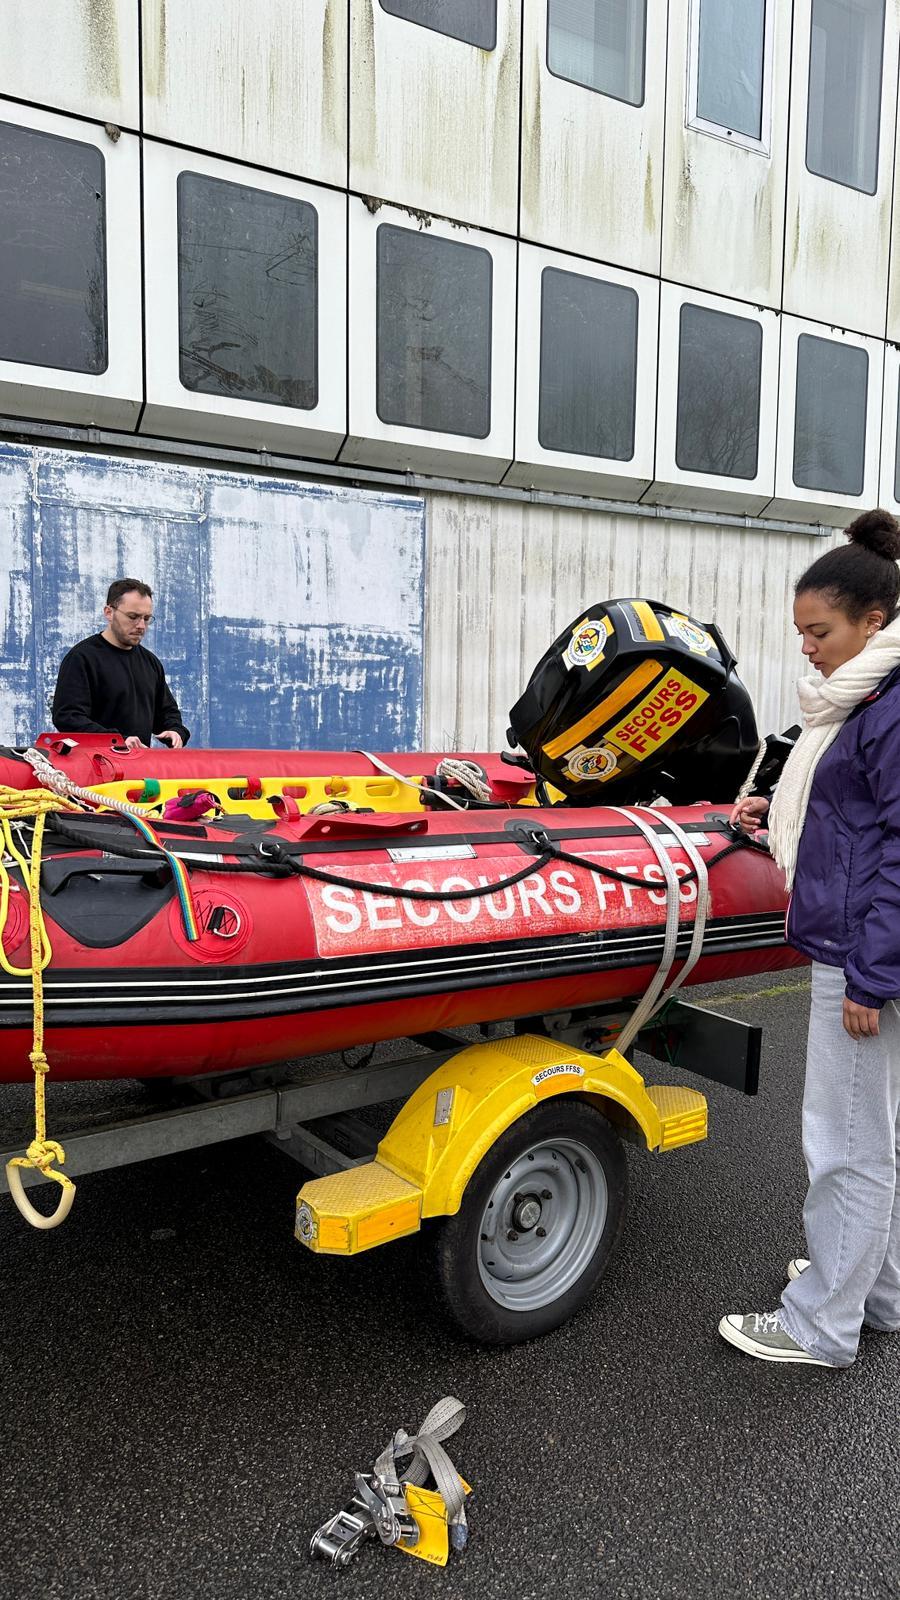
[786,662,900,1009]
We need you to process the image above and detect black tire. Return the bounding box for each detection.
[433,1097,627,1345]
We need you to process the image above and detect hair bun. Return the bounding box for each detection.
[845,508,900,561]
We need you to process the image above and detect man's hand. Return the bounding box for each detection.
[729,795,770,834]
[124,735,147,751]
[156,730,184,749]
[843,997,881,1039]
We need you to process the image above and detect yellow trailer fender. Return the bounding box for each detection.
[295,1033,706,1255]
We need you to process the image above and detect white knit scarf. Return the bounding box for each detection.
[768,615,900,888]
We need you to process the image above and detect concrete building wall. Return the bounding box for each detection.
[0,3,891,748]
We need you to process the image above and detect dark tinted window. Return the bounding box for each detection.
[793,335,868,496]
[0,121,107,374]
[675,304,762,479]
[380,0,496,49]
[806,0,885,193]
[178,172,318,410]
[547,0,646,105]
[696,0,766,140]
[376,225,492,438]
[539,268,638,460]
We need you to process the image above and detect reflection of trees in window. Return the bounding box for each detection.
[0,121,108,374]
[178,173,318,410]
[675,304,762,479]
[539,268,637,461]
[376,226,492,438]
[793,335,867,497]
[380,0,496,49]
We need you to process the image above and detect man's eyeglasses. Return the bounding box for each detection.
[115,609,154,625]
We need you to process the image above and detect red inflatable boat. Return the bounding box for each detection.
[0,597,802,1085]
[0,793,799,1084]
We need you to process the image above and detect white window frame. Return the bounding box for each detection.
[685,0,775,155]
[506,244,658,498]
[0,99,142,430]
[877,341,900,514]
[341,200,515,481]
[141,142,347,460]
[769,315,883,525]
[646,282,780,514]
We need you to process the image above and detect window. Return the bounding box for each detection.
[376,225,492,438]
[895,372,900,504]
[177,172,318,410]
[689,0,769,146]
[806,0,885,194]
[0,121,107,374]
[675,305,762,479]
[547,0,646,106]
[793,335,868,496]
[379,0,496,50]
[538,269,638,460]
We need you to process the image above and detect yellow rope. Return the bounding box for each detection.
[2,785,82,1228]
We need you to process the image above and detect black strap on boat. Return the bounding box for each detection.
[253,835,557,901]
[250,826,770,901]
[43,810,771,904]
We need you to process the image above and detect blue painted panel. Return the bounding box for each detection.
[0,442,426,750]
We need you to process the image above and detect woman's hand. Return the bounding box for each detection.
[729,795,770,834]
[843,998,881,1039]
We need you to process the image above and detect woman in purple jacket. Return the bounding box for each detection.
[722,508,900,1367]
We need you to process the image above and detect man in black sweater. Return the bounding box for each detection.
[52,578,191,750]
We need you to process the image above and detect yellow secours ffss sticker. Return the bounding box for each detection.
[604,670,709,763]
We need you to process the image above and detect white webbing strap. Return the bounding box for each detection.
[602,806,682,1057]
[606,806,709,1058]
[639,805,710,1003]
[355,750,467,810]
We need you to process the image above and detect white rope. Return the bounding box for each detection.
[734,739,766,802]
[435,758,492,803]
[22,748,157,818]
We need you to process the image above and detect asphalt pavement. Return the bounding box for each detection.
[1,968,897,1600]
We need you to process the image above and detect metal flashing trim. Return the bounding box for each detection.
[0,421,831,536]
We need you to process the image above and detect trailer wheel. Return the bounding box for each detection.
[434,1098,627,1345]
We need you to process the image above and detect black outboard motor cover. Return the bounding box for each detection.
[508,598,760,805]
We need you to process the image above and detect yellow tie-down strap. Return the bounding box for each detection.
[295,1037,708,1257]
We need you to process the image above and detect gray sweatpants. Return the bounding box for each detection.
[780,961,900,1366]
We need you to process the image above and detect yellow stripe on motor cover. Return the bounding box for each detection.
[630,600,665,641]
[542,659,662,761]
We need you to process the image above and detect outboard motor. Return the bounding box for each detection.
[508,598,763,806]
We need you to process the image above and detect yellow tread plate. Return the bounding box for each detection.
[646,1084,708,1150]
[296,1161,423,1255]
[300,1161,419,1211]
[475,1034,576,1066]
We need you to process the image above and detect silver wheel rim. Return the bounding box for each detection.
[476,1136,609,1312]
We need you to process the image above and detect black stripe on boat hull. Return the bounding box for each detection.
[0,912,788,1028]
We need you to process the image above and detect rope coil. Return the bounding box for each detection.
[1,792,81,1228]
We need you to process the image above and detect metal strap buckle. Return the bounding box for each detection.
[354,1473,419,1548]
[309,1491,376,1567]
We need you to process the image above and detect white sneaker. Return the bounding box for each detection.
[718,1310,837,1366]
[787,1257,811,1281]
